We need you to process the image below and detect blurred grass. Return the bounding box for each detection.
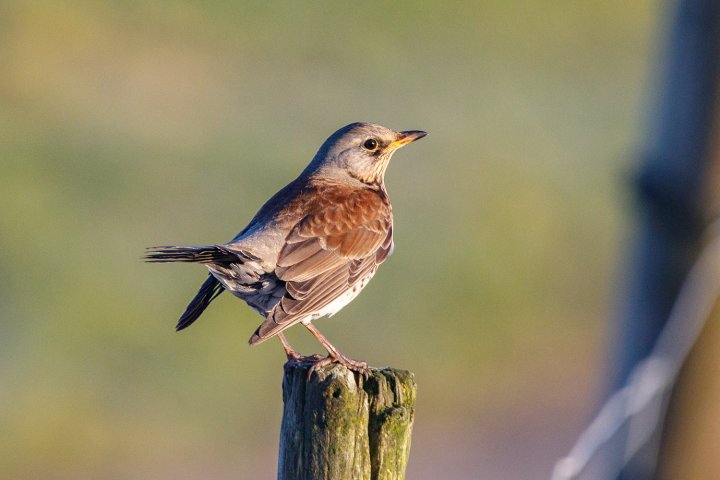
[0,1,659,478]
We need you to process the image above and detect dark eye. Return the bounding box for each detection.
[363,138,378,151]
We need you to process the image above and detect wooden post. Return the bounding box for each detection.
[278,362,417,480]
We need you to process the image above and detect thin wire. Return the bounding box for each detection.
[552,221,720,480]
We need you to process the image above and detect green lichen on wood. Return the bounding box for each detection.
[365,368,416,480]
[278,363,416,480]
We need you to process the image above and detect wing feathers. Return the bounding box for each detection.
[276,238,323,267]
[249,185,393,345]
[277,248,339,282]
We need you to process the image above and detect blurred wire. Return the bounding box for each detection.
[552,220,720,480]
[553,0,720,477]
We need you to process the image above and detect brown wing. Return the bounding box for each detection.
[248,186,393,345]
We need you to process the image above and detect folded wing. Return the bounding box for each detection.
[249,186,393,345]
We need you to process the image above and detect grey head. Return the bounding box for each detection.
[304,122,427,186]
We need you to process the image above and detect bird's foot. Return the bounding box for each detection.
[307,351,369,380]
[285,350,324,365]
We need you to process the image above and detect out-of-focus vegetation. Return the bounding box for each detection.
[0,1,659,478]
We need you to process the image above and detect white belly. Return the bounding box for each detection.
[301,269,377,324]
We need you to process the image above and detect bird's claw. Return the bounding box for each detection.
[285,351,324,365]
[306,352,369,380]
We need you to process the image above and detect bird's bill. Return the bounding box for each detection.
[390,130,428,149]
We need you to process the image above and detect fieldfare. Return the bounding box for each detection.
[146,122,426,374]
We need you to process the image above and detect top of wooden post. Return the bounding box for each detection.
[278,362,417,480]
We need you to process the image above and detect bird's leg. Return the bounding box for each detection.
[304,322,368,378]
[278,332,321,364]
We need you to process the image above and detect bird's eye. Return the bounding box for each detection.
[363,138,379,151]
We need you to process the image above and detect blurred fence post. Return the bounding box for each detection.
[614,0,720,390]
[611,0,720,478]
[277,363,416,480]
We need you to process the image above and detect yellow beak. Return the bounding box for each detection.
[390,130,428,149]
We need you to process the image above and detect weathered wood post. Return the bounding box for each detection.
[278,362,417,480]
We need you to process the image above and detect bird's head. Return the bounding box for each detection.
[307,122,427,186]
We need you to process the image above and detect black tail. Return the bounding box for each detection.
[144,245,252,265]
[176,274,224,331]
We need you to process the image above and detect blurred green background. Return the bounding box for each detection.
[0,1,660,478]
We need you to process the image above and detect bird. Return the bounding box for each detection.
[145,122,427,375]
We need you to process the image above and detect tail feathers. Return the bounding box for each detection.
[145,244,254,265]
[176,274,224,331]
